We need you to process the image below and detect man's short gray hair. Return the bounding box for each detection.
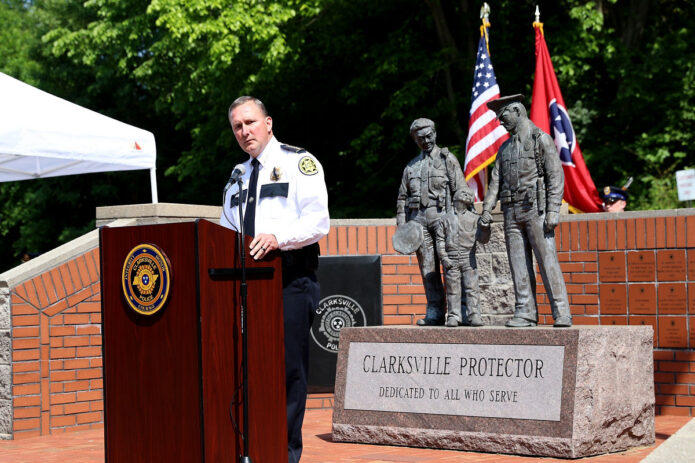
[410,118,435,134]
[228,96,269,117]
[507,102,527,118]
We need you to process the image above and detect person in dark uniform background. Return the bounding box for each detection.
[480,94,571,328]
[396,118,469,326]
[600,178,632,212]
[220,96,330,463]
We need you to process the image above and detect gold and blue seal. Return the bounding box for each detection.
[122,244,172,315]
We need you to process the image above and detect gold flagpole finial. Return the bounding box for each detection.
[480,2,490,22]
[533,5,543,35]
[480,3,491,53]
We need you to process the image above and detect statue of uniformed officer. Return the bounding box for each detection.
[396,118,469,326]
[480,95,572,327]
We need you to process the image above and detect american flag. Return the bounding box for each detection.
[464,24,508,201]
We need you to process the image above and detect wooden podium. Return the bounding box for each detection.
[100,220,286,462]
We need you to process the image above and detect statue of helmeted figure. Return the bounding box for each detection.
[480,95,572,327]
[395,118,471,326]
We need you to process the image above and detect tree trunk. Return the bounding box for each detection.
[425,0,466,145]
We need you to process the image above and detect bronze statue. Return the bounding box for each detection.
[480,95,572,327]
[435,190,484,327]
[395,118,469,326]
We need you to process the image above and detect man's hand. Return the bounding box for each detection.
[480,210,492,227]
[249,233,279,260]
[544,211,559,233]
[441,258,454,270]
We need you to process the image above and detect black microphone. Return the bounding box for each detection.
[226,164,246,189]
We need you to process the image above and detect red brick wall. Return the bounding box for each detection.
[7,212,694,438]
[543,215,695,416]
[319,214,695,416]
[11,249,103,439]
[319,223,429,325]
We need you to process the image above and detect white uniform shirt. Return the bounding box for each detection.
[220,136,330,250]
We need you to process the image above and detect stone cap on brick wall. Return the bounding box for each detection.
[0,218,135,289]
[96,202,694,229]
[96,202,222,227]
[560,207,695,222]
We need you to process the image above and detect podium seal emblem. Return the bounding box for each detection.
[122,244,172,315]
[311,295,366,353]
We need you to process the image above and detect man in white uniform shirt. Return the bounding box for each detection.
[220,96,330,463]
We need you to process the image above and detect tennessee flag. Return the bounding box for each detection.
[530,22,602,213]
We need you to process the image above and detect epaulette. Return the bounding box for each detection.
[281,144,306,154]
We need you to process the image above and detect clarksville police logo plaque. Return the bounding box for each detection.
[122,244,172,316]
[311,295,366,353]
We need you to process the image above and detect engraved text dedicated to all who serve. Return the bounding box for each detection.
[343,342,565,421]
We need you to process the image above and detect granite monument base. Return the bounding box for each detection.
[332,326,654,459]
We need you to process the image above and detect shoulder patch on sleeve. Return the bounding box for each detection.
[281,143,306,154]
[298,156,319,176]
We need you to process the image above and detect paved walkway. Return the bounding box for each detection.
[642,417,695,463]
[0,410,690,462]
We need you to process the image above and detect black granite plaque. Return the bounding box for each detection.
[310,255,382,392]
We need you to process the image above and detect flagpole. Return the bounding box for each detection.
[533,5,544,35]
[529,4,603,213]
[481,3,491,55]
[464,2,507,201]
[480,2,491,195]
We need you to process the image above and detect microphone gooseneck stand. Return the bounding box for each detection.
[236,178,253,463]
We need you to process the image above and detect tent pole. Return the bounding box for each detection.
[150,167,159,204]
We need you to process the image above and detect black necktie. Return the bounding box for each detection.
[244,158,259,237]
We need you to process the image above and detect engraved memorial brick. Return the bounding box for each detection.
[628,284,656,314]
[629,315,658,346]
[599,252,626,282]
[658,283,687,314]
[657,250,686,281]
[599,284,627,314]
[601,316,627,325]
[657,317,687,348]
[627,251,655,282]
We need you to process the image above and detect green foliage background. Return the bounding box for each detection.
[0,0,693,270]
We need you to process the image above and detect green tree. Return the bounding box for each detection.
[0,0,41,83]
[1,0,694,272]
[552,0,695,209]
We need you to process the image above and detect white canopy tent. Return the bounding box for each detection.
[0,72,158,202]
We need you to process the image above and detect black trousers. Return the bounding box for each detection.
[283,271,319,463]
